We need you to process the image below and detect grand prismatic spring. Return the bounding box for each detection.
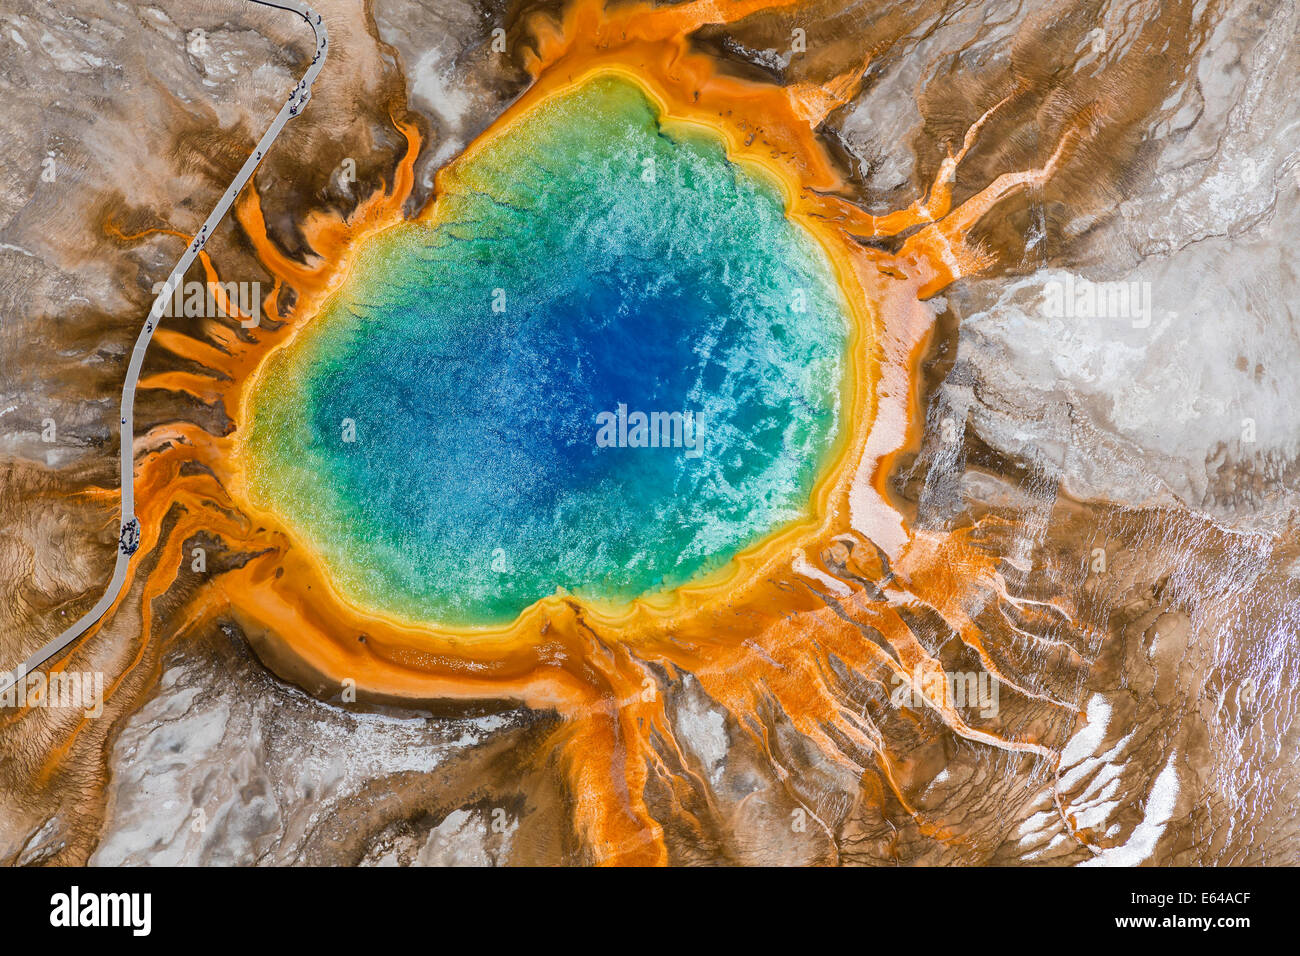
[2,0,1298,870]
[240,75,852,628]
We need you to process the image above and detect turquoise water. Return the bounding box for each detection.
[244,76,850,627]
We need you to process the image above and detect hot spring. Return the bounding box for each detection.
[240,75,851,628]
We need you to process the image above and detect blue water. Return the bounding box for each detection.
[244,76,851,627]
